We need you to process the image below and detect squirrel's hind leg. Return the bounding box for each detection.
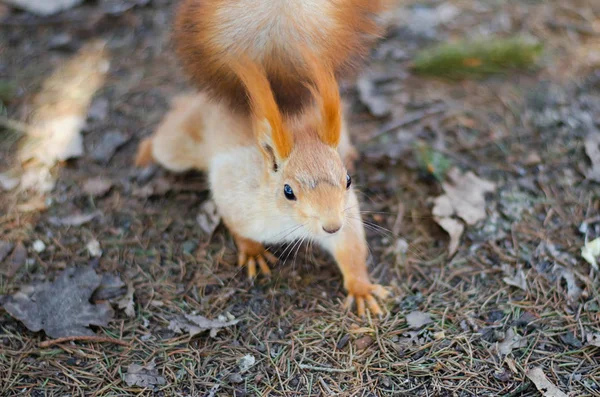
[134,93,209,172]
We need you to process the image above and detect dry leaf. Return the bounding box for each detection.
[82,177,113,197]
[406,311,433,329]
[197,200,221,235]
[585,333,600,347]
[355,335,374,350]
[502,264,527,291]
[432,168,495,255]
[440,167,496,225]
[435,216,464,256]
[525,367,568,397]
[86,239,102,257]
[19,41,108,166]
[48,211,102,227]
[238,354,256,373]
[91,274,126,301]
[117,283,135,318]
[581,237,600,271]
[124,359,167,388]
[584,131,600,182]
[556,266,582,303]
[496,328,527,355]
[2,266,113,338]
[168,313,239,338]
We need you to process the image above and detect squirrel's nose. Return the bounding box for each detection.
[322,225,341,234]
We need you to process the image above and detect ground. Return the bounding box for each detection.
[1,0,599,396]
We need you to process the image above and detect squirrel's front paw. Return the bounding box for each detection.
[344,277,390,318]
[234,234,277,280]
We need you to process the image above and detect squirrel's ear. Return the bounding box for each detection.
[230,56,293,167]
[301,49,342,148]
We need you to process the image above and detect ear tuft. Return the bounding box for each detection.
[300,48,342,148]
[229,57,293,160]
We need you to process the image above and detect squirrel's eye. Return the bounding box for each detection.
[346,174,352,189]
[283,184,296,200]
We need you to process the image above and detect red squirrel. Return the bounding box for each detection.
[136,0,391,317]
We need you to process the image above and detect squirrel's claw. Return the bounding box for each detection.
[344,283,390,318]
[235,236,277,280]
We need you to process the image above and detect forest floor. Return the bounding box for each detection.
[1,0,599,396]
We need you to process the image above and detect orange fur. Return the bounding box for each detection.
[230,57,293,159]
[300,48,342,148]
[135,138,154,167]
[174,0,389,115]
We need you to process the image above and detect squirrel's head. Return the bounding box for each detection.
[231,53,352,237]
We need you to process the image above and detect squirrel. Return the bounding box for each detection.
[135,0,391,317]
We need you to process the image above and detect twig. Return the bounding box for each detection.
[39,335,130,348]
[298,363,356,373]
[368,104,446,142]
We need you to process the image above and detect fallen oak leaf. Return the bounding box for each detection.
[168,313,239,338]
[586,333,600,347]
[117,283,135,318]
[124,359,166,388]
[441,167,496,225]
[434,214,464,257]
[525,367,568,397]
[496,328,527,355]
[2,266,113,338]
[502,264,527,291]
[406,311,433,329]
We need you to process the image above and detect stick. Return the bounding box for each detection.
[39,335,130,348]
[368,105,446,142]
[298,364,356,373]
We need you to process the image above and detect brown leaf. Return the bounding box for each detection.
[585,333,600,347]
[406,311,433,329]
[440,167,496,225]
[117,283,135,318]
[584,131,600,182]
[496,328,527,355]
[502,264,527,291]
[19,41,108,166]
[525,367,568,397]
[434,216,464,256]
[124,359,167,388]
[2,266,113,338]
[168,313,239,338]
[48,210,102,227]
[82,177,113,197]
[197,200,221,235]
[355,335,374,350]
